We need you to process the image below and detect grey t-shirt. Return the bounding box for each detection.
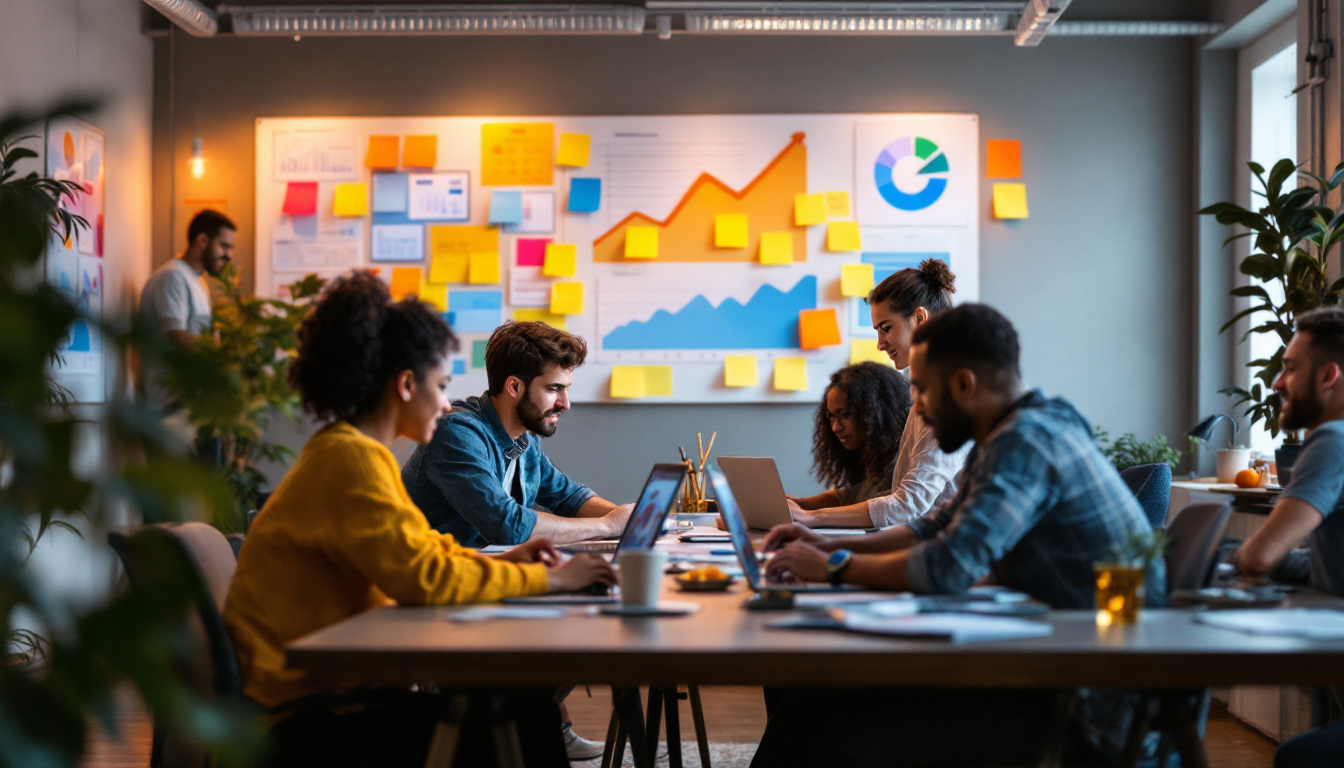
[1279,419,1344,597]
[141,258,212,335]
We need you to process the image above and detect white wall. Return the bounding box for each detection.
[0,0,155,613]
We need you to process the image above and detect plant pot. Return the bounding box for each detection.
[1216,448,1253,484]
[1275,444,1304,486]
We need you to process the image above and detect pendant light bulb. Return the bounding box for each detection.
[190,136,206,179]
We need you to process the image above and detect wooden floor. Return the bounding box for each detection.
[83,686,1278,767]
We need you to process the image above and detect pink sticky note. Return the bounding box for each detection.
[282,182,318,216]
[516,238,551,267]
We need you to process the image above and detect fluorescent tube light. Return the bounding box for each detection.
[142,0,218,36]
[226,5,647,35]
[1014,0,1070,46]
[1049,21,1226,37]
[684,11,1009,34]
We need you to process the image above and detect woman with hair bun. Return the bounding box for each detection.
[788,259,972,529]
[224,270,611,767]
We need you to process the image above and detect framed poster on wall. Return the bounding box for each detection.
[44,116,106,404]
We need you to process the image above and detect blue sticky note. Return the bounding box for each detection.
[452,359,467,375]
[489,190,524,225]
[448,290,504,333]
[568,178,601,213]
[291,215,318,238]
[372,173,410,213]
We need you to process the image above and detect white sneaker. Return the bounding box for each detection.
[562,723,606,761]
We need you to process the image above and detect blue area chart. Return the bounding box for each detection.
[603,276,817,350]
[874,137,949,211]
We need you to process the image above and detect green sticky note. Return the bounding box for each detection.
[472,339,488,369]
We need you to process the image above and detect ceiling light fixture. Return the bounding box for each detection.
[189,137,206,179]
[673,3,1014,35]
[1049,21,1226,37]
[225,4,647,35]
[1014,0,1069,46]
[141,0,218,36]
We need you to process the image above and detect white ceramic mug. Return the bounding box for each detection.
[617,549,667,609]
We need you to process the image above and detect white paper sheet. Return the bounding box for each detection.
[408,172,470,221]
[371,224,425,262]
[1193,609,1344,640]
[839,613,1053,643]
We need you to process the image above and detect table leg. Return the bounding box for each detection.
[423,693,470,768]
[645,686,665,759]
[613,686,653,768]
[601,704,621,768]
[1117,695,1159,768]
[489,695,526,768]
[664,689,684,768]
[1166,693,1210,768]
[688,685,712,768]
[1035,691,1076,768]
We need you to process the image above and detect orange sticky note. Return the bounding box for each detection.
[798,308,842,350]
[543,243,577,277]
[826,221,862,252]
[403,135,438,168]
[365,135,400,169]
[759,232,793,265]
[549,282,584,315]
[468,252,501,284]
[625,226,659,259]
[794,193,827,226]
[986,140,1022,179]
[390,267,421,299]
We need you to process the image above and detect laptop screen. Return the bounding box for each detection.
[612,463,686,556]
[705,465,763,586]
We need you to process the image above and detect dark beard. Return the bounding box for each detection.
[926,384,975,453]
[1281,380,1324,432]
[517,396,562,437]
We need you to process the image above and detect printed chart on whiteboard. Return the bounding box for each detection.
[254,114,979,403]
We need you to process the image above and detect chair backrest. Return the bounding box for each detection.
[1120,463,1173,529]
[107,523,242,698]
[1163,501,1233,592]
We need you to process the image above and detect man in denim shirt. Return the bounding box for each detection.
[754,305,1165,768]
[403,321,632,548]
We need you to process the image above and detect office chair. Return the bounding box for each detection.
[1120,463,1173,530]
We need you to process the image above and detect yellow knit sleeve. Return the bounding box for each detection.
[324,437,550,604]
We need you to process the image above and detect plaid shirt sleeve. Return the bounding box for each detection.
[905,429,1057,595]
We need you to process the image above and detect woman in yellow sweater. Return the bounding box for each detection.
[223,271,612,767]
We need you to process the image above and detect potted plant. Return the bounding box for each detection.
[1094,428,1187,472]
[166,266,323,530]
[1199,158,1344,482]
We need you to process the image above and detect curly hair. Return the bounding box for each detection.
[288,270,459,423]
[810,362,912,492]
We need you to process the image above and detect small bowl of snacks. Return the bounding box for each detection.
[674,566,736,593]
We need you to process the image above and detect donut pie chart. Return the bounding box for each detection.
[874,136,949,211]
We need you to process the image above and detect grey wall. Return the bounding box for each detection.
[156,33,1198,501]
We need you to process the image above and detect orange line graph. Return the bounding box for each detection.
[592,133,808,263]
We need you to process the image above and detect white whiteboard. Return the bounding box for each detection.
[255,114,979,403]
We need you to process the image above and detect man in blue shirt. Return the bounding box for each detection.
[403,321,632,548]
[1231,307,1344,768]
[753,304,1164,768]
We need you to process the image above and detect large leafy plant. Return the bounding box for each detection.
[1094,428,1186,472]
[1200,159,1344,437]
[1,104,263,767]
[168,266,322,530]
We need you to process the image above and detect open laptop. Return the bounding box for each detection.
[718,456,876,534]
[706,464,867,593]
[562,463,686,557]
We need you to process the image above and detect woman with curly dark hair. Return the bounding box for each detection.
[790,363,911,511]
[223,270,612,768]
[786,259,971,529]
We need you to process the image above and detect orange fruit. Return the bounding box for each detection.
[1235,468,1261,488]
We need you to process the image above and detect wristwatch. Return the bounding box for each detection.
[825,549,854,587]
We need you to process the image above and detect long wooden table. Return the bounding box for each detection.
[287,582,1344,767]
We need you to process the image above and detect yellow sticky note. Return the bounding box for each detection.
[481,122,555,186]
[430,225,499,257]
[724,355,759,387]
[333,183,369,217]
[610,366,646,399]
[543,243,577,277]
[773,357,808,392]
[993,183,1029,220]
[850,338,895,367]
[841,263,875,298]
[557,132,591,168]
[550,282,584,315]
[625,226,659,259]
[715,213,749,248]
[827,221,862,252]
[759,232,793,265]
[825,191,851,219]
[794,193,827,226]
[402,135,438,168]
[513,308,567,330]
[390,267,421,299]
[799,308,842,350]
[430,253,469,284]
[419,281,448,311]
[644,366,673,397]
[468,252,501,284]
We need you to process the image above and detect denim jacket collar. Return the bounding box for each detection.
[476,393,530,461]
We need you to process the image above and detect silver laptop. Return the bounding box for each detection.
[717,457,795,531]
[706,465,867,593]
